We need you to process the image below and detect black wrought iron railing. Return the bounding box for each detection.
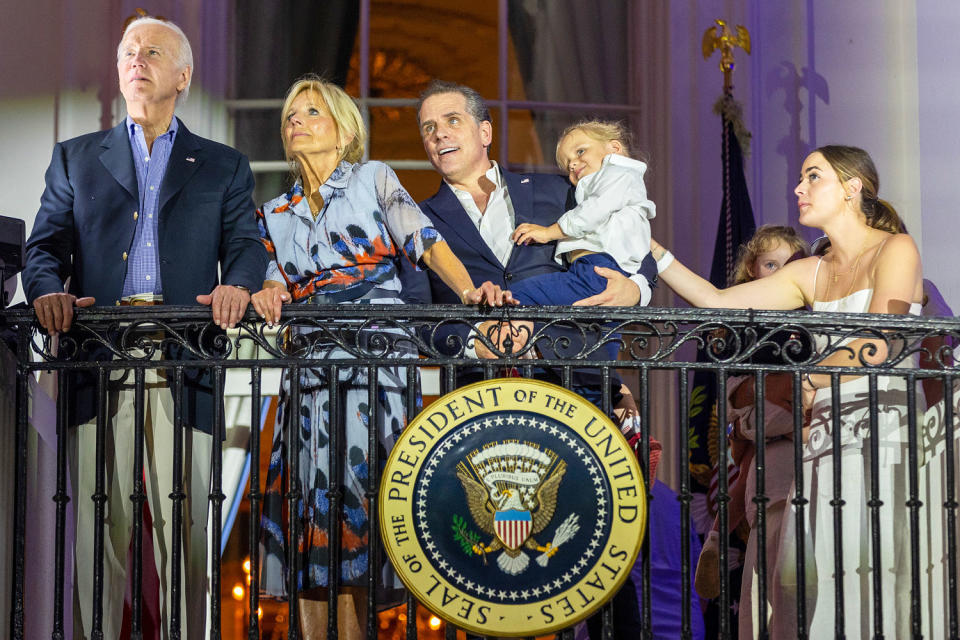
[2,305,958,639]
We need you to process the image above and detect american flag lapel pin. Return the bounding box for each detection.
[186,156,196,162]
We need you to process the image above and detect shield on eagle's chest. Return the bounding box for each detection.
[493,509,532,550]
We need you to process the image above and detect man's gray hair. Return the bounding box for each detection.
[416,79,491,126]
[117,16,194,106]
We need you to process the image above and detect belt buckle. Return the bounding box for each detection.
[118,295,165,340]
[120,294,164,306]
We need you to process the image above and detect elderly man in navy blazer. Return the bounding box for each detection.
[23,15,265,639]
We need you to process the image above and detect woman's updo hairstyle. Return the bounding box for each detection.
[815,145,901,234]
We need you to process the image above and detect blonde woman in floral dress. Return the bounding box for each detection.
[252,75,504,639]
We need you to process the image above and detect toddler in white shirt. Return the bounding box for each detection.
[509,120,657,307]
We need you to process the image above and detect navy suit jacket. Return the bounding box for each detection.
[415,168,620,399]
[23,118,267,431]
[416,169,572,303]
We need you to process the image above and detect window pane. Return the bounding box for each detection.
[233,108,284,163]
[347,2,500,99]
[394,169,442,204]
[252,171,289,210]
[368,106,423,161]
[507,0,630,103]
[233,1,359,99]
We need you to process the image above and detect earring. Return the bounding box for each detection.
[844,195,852,201]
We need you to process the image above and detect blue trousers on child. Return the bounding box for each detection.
[510,252,629,306]
[510,251,656,306]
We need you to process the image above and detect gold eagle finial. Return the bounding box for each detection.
[702,19,751,94]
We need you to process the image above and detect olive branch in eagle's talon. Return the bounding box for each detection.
[452,514,485,562]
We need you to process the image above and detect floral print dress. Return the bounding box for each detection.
[257,161,440,595]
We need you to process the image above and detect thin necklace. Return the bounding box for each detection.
[831,241,867,282]
[827,236,870,298]
[308,191,325,220]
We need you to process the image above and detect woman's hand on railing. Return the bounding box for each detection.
[251,281,290,328]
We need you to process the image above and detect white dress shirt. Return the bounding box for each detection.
[448,162,526,358]
[556,154,655,306]
[448,161,515,267]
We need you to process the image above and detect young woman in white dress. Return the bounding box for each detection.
[650,145,926,638]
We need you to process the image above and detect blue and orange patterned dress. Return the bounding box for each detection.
[258,160,440,595]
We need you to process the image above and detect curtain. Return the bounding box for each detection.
[233,0,360,200]
[507,0,629,158]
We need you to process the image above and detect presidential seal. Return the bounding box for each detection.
[380,378,646,637]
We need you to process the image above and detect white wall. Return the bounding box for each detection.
[1,92,101,305]
[750,1,923,244]
[916,1,960,312]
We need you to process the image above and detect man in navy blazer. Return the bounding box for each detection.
[414,80,644,638]
[22,16,265,639]
[414,80,643,363]
[23,119,264,320]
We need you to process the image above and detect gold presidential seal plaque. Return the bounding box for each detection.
[380,378,647,637]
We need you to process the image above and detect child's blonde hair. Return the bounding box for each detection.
[555,120,633,169]
[732,225,809,285]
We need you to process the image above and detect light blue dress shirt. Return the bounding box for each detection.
[121,115,178,297]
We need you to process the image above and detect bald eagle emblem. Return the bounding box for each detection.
[456,441,580,575]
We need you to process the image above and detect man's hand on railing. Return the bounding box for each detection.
[196,284,251,330]
[32,292,95,335]
[474,320,534,358]
[462,281,517,307]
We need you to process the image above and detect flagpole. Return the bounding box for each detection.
[702,19,754,286]
[687,20,757,640]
